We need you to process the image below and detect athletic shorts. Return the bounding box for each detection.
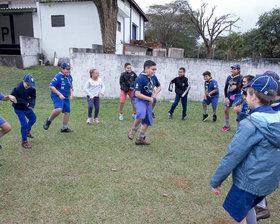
[225,93,242,108]
[0,116,6,126]
[133,97,153,126]
[51,95,71,113]
[203,96,219,108]
[223,184,265,222]
[120,90,134,104]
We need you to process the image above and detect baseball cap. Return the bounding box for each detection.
[23,74,35,87]
[263,71,279,81]
[244,75,278,96]
[61,62,71,69]
[231,64,240,69]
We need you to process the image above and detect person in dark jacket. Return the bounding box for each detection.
[168,67,190,120]
[119,63,137,120]
[11,74,36,149]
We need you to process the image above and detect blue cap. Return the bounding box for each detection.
[245,75,278,96]
[61,62,71,69]
[231,64,240,69]
[23,74,35,87]
[263,71,279,81]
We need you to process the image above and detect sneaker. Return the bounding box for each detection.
[220,126,231,132]
[86,118,91,124]
[0,144,2,150]
[181,116,186,120]
[255,206,270,221]
[128,128,138,140]
[213,115,217,122]
[43,119,51,130]
[202,114,209,121]
[93,118,99,123]
[135,136,150,145]
[168,113,172,119]
[0,163,2,168]
[61,128,74,133]
[22,141,32,149]
[27,132,34,138]
[119,113,124,121]
[152,112,156,118]
[132,113,137,119]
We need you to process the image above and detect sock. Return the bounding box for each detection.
[246,208,257,224]
[133,112,136,115]
[133,122,140,129]
[120,112,123,115]
[213,109,217,115]
[48,115,54,122]
[62,122,68,129]
[225,116,230,127]
[138,132,145,139]
[0,132,4,138]
[203,107,207,115]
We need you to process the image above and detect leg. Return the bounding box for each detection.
[128,90,136,114]
[169,94,180,115]
[120,90,127,114]
[62,112,70,123]
[25,109,37,133]
[221,106,231,131]
[0,122,11,135]
[14,110,28,142]
[93,97,100,119]
[181,95,188,118]
[87,96,94,118]
[246,208,257,224]
[120,102,125,114]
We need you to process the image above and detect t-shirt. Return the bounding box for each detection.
[49,72,73,97]
[134,72,160,98]
[0,93,4,100]
[205,79,219,97]
[224,73,242,97]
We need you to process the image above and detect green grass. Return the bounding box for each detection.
[0,66,279,223]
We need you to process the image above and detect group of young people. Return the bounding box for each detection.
[1,59,280,223]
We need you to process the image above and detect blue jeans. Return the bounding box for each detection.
[87,96,100,118]
[14,109,37,141]
[169,94,188,117]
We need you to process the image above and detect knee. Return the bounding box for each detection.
[2,123,12,134]
[56,108,63,113]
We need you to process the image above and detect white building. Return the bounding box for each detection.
[0,0,148,65]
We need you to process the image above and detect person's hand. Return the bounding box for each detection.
[225,97,230,106]
[151,93,157,99]
[59,94,65,100]
[212,187,220,195]
[8,95,17,103]
[204,96,207,101]
[28,106,33,109]
[26,103,29,107]
[149,97,154,104]
[90,97,94,101]
[208,93,211,98]
[230,86,236,92]
[100,93,104,97]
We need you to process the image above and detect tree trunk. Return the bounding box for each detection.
[92,0,118,54]
[206,46,211,59]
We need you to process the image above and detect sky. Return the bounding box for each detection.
[137,0,280,34]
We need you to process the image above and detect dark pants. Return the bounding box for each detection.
[87,96,100,118]
[14,109,37,142]
[169,94,188,117]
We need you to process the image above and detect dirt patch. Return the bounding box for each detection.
[214,217,236,224]
[169,177,188,189]
[153,132,167,137]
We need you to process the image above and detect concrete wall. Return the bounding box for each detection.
[0,55,23,68]
[70,51,280,102]
[19,35,40,68]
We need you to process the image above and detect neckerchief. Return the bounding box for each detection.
[60,72,73,90]
[205,78,213,93]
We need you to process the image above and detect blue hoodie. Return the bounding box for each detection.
[210,106,280,196]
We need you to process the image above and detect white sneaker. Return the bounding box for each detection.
[132,113,136,119]
[119,113,124,121]
[86,118,91,124]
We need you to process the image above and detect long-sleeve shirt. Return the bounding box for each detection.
[120,71,137,92]
[168,76,190,97]
[84,78,105,98]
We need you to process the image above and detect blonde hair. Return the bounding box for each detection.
[89,69,97,78]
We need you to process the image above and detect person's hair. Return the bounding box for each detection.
[89,69,97,78]
[179,67,185,73]
[202,71,211,77]
[247,87,276,106]
[239,75,254,89]
[124,63,131,68]
[275,80,280,96]
[144,60,156,70]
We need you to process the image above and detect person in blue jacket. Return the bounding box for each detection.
[11,74,36,149]
[210,74,280,224]
[43,62,74,132]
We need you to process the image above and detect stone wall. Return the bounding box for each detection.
[70,50,280,102]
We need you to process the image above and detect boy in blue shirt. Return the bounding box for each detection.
[201,71,219,122]
[168,67,190,120]
[221,64,242,131]
[128,60,161,145]
[210,74,280,223]
[43,62,74,132]
[11,74,37,149]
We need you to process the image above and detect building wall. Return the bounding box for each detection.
[19,35,40,68]
[70,51,280,102]
[35,1,102,62]
[9,0,36,8]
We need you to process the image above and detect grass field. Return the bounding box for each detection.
[0,66,279,223]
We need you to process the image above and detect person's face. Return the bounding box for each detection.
[92,70,100,79]
[125,65,132,73]
[145,66,157,77]
[23,81,31,89]
[178,69,185,77]
[203,75,211,81]
[231,68,239,75]
[242,78,249,86]
[62,68,71,76]
[245,88,257,110]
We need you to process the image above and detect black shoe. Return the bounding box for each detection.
[27,132,34,138]
[43,119,51,130]
[0,144,2,150]
[181,116,186,120]
[61,128,74,133]
[22,141,32,149]
[202,114,209,121]
[152,112,156,118]
[213,115,217,122]
[168,113,172,119]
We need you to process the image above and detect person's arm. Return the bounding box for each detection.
[129,72,137,90]
[83,80,93,98]
[135,90,153,104]
[100,80,105,96]
[28,89,36,108]
[11,87,28,105]
[208,88,218,97]
[224,78,229,97]
[0,93,17,103]
[69,88,73,102]
[49,86,65,100]
[120,73,128,92]
[181,78,190,97]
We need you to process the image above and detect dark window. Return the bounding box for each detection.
[0,4,8,8]
[51,15,65,27]
[132,24,137,40]
[117,21,121,32]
